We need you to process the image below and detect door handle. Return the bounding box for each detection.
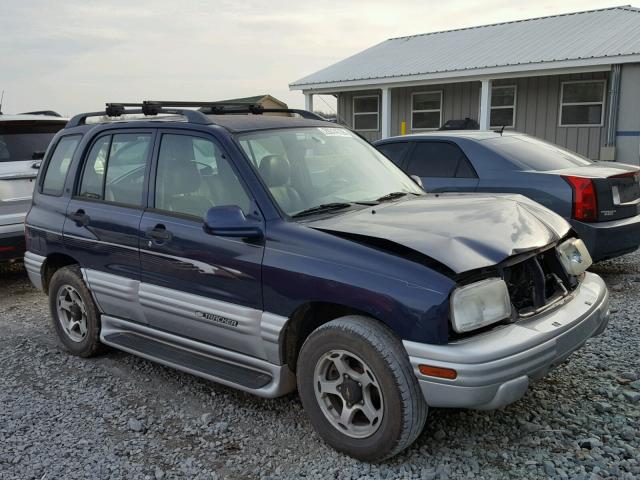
[146,224,172,242]
[68,209,90,227]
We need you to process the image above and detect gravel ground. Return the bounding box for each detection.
[0,253,639,480]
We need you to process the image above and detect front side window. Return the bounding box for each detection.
[154,134,251,218]
[376,142,411,166]
[41,135,81,196]
[353,96,379,131]
[559,81,605,126]
[239,127,422,216]
[411,92,442,130]
[405,142,475,178]
[79,133,151,206]
[490,85,516,128]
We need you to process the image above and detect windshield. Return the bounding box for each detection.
[484,135,593,171]
[238,127,423,216]
[0,122,65,163]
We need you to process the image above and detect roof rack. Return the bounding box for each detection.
[67,101,325,128]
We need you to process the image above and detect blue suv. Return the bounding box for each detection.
[25,101,610,461]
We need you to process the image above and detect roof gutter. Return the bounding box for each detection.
[289,55,640,92]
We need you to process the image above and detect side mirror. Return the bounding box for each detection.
[204,206,263,239]
[411,175,424,188]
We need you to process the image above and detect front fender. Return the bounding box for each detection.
[262,222,454,344]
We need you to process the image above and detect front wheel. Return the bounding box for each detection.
[297,316,427,462]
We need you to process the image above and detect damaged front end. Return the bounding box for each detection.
[451,237,592,338]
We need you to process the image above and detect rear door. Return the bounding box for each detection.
[138,130,265,356]
[0,120,65,231]
[403,140,479,192]
[63,129,155,323]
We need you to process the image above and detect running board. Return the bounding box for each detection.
[100,315,296,398]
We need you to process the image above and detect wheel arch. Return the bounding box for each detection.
[42,252,80,293]
[283,301,390,372]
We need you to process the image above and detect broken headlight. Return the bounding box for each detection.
[556,238,592,276]
[450,278,512,333]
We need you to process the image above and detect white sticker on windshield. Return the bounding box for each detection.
[317,127,353,138]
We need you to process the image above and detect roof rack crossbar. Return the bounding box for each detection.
[66,102,212,128]
[66,101,325,128]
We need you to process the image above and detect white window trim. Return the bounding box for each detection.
[490,85,517,128]
[559,79,606,127]
[352,95,379,132]
[411,91,443,131]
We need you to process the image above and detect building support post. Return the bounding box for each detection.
[304,93,314,112]
[381,87,392,138]
[479,79,492,130]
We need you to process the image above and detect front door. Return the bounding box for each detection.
[63,130,155,323]
[404,141,479,192]
[138,131,265,357]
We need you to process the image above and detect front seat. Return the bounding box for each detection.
[165,161,214,217]
[258,155,304,214]
[158,136,213,218]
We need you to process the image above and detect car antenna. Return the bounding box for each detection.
[499,124,505,136]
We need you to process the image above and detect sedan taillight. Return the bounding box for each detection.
[563,176,597,222]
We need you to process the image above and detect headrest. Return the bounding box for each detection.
[258,155,291,187]
[159,136,200,194]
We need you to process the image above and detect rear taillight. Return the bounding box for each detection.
[563,176,598,222]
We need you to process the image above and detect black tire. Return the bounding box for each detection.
[297,315,428,462]
[48,265,105,357]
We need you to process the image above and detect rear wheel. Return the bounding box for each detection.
[297,316,427,462]
[48,265,104,357]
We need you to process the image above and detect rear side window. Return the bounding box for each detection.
[376,142,410,166]
[79,133,152,206]
[41,135,81,196]
[405,142,476,178]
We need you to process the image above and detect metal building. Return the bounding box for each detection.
[290,6,640,164]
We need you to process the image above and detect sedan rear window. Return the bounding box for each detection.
[0,122,65,163]
[484,135,593,171]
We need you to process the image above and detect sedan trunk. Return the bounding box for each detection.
[551,162,640,222]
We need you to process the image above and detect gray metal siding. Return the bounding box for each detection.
[336,71,614,158]
[495,71,608,159]
[337,90,381,142]
[391,82,479,136]
[337,83,479,141]
[615,64,640,165]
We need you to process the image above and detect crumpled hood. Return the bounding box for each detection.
[308,193,571,274]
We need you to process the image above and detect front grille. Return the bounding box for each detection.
[502,248,578,317]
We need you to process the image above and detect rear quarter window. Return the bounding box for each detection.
[41,135,81,196]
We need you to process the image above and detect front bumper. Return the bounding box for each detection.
[404,272,610,410]
[572,214,640,261]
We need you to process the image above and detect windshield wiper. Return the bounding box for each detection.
[291,202,352,218]
[375,191,413,202]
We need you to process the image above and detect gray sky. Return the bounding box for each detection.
[0,0,624,116]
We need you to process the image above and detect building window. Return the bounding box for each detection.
[490,85,516,128]
[559,80,606,127]
[353,95,379,131]
[411,91,442,130]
